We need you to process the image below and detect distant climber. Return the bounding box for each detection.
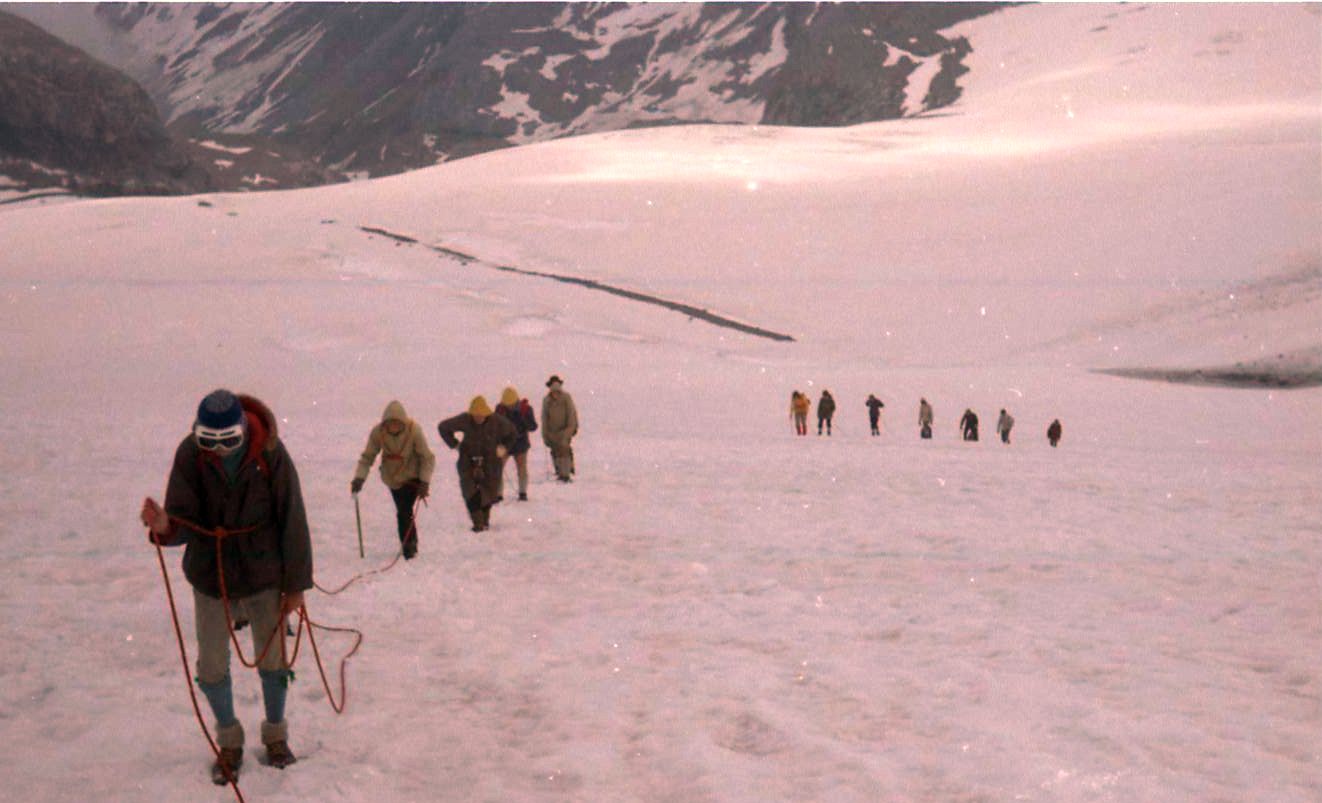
[919,398,933,439]
[865,394,885,436]
[790,391,810,436]
[960,408,979,442]
[817,390,836,436]
[996,409,1015,444]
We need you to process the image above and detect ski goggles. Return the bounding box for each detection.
[194,422,245,453]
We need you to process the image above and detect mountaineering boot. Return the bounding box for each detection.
[262,720,298,769]
[211,747,244,785]
[266,740,297,768]
[210,721,244,785]
[518,492,528,501]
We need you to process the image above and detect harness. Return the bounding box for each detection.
[380,420,414,464]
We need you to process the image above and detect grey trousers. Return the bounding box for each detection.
[549,443,574,479]
[194,588,288,683]
[502,451,529,495]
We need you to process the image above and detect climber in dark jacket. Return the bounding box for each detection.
[817,390,836,436]
[495,386,538,501]
[865,394,885,436]
[141,389,311,780]
[960,408,980,442]
[438,396,518,532]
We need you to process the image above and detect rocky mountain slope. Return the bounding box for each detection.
[10,2,998,187]
[0,11,209,195]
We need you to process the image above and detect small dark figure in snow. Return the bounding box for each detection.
[1047,419,1062,448]
[351,400,435,559]
[996,408,1015,444]
[140,389,311,783]
[960,408,979,442]
[817,390,836,436]
[438,396,518,532]
[865,394,885,436]
[919,398,934,439]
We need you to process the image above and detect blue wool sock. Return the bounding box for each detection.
[197,674,238,728]
[259,669,292,724]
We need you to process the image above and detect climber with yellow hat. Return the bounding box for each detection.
[494,386,538,502]
[437,396,518,532]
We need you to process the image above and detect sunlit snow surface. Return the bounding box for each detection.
[1,4,1319,802]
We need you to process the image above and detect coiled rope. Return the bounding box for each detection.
[148,498,420,801]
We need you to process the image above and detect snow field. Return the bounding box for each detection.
[1,3,1320,801]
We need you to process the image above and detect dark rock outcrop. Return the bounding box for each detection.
[764,3,983,125]
[6,2,1007,193]
[0,10,210,195]
[85,2,1002,180]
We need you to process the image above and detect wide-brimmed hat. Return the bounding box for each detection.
[545,375,563,388]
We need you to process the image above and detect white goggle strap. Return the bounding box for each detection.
[194,422,245,442]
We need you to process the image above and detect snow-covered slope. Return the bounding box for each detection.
[1,4,1319,802]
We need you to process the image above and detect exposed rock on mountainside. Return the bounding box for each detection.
[0,11,209,195]
[5,2,1002,193]
[763,3,979,125]
[86,3,997,179]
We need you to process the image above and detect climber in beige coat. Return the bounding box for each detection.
[541,375,579,482]
[352,400,435,559]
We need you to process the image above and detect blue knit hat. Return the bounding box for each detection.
[196,389,244,429]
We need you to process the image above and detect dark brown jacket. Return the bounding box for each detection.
[162,395,314,599]
[437,412,518,505]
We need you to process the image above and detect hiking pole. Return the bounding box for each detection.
[353,492,364,558]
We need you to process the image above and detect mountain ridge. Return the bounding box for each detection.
[6,2,1001,190]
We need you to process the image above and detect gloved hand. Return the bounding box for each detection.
[415,481,429,500]
[350,477,364,494]
[495,445,509,459]
[141,497,172,545]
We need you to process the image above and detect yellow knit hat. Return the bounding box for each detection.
[500,387,519,406]
[468,396,493,418]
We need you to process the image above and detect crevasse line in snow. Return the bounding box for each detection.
[357,225,795,342]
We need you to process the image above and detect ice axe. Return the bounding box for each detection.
[353,492,364,558]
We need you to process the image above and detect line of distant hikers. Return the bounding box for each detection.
[789,390,1062,447]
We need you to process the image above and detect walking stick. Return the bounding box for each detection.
[353,492,364,558]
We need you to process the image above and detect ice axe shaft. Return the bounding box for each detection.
[353,492,364,558]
